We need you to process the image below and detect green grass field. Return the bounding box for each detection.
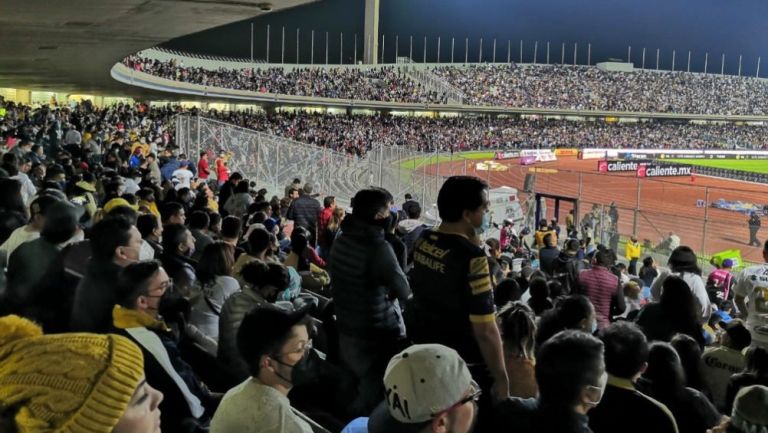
[397,151,496,169]
[667,159,768,174]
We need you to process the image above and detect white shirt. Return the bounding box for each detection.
[0,225,39,262]
[734,263,768,347]
[210,378,313,433]
[11,173,36,205]
[173,168,194,190]
[651,271,711,320]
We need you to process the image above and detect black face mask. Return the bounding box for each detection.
[272,348,322,388]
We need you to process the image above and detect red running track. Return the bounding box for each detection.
[423,156,768,263]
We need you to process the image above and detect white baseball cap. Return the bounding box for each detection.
[368,344,474,433]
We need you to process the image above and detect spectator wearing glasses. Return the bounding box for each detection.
[112,260,219,433]
[364,344,480,433]
[211,304,314,433]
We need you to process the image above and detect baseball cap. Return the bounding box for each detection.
[722,259,735,268]
[720,320,752,350]
[368,344,475,433]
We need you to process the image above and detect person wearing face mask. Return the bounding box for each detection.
[0,315,164,433]
[211,303,316,433]
[494,330,607,433]
[588,322,679,433]
[406,176,509,431]
[159,223,198,298]
[70,216,143,333]
[112,260,219,433]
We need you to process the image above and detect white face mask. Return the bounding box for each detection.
[584,371,609,407]
[138,241,155,261]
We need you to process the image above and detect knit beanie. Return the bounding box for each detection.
[0,315,145,433]
[731,385,768,433]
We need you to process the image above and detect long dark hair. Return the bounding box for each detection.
[670,333,708,394]
[0,178,26,217]
[195,241,235,286]
[660,275,700,325]
[498,302,536,360]
[641,342,687,404]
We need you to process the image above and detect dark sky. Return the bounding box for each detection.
[163,0,768,76]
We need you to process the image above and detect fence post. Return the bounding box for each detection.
[196,115,201,159]
[701,187,710,257]
[378,142,384,186]
[274,137,281,190]
[633,176,640,237]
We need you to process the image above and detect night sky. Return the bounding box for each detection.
[162,0,768,76]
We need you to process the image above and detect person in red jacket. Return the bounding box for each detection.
[197,150,210,180]
[215,151,232,186]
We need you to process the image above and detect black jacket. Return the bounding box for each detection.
[539,246,561,276]
[551,251,587,295]
[589,382,678,433]
[70,260,124,333]
[494,398,592,433]
[329,215,410,339]
[286,195,322,233]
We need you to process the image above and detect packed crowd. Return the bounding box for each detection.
[432,63,768,115]
[125,54,768,116]
[1,95,768,433]
[124,55,448,104]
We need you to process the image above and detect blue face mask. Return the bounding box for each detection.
[475,213,490,235]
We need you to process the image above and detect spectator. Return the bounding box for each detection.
[284,226,326,272]
[528,277,554,316]
[4,200,82,332]
[211,304,314,433]
[670,333,710,397]
[638,275,707,347]
[223,180,253,219]
[161,201,186,225]
[0,194,57,262]
[589,322,678,433]
[160,223,198,297]
[407,175,510,421]
[233,227,273,281]
[284,178,302,199]
[218,260,291,383]
[366,344,480,433]
[217,172,242,212]
[498,302,538,398]
[733,240,768,349]
[639,256,659,288]
[539,233,560,276]
[702,320,753,411]
[707,259,736,303]
[215,151,231,187]
[651,246,711,321]
[189,210,214,261]
[748,213,761,247]
[189,241,240,345]
[220,215,243,252]
[0,178,28,245]
[579,249,623,330]
[329,188,410,415]
[534,219,557,249]
[112,260,217,432]
[137,213,164,258]
[709,385,768,433]
[0,315,163,433]
[316,195,335,258]
[536,295,597,348]
[198,150,210,180]
[494,330,606,433]
[322,205,345,259]
[286,183,322,244]
[625,235,642,275]
[724,347,768,414]
[396,200,427,266]
[70,216,143,333]
[494,277,523,308]
[637,342,721,433]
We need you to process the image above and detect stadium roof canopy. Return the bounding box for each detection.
[0,0,317,95]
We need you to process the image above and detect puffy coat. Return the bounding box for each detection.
[329,215,410,339]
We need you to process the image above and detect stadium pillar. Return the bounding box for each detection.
[633,176,640,238]
[395,35,399,62]
[340,32,343,64]
[561,42,565,64]
[266,25,270,63]
[704,52,709,74]
[312,30,315,64]
[687,50,691,72]
[701,188,710,257]
[465,38,468,63]
[672,50,675,72]
[547,41,550,64]
[721,53,725,75]
[627,46,631,64]
[326,32,330,64]
[642,47,646,69]
[437,37,441,63]
[533,41,538,64]
[587,43,590,65]
[451,37,455,63]
[493,39,496,63]
[738,54,742,76]
[656,48,660,70]
[281,26,285,64]
[520,40,524,63]
[410,36,413,62]
[508,40,512,63]
[423,36,427,62]
[296,28,300,64]
[250,23,254,62]
[573,43,577,65]
[364,0,380,64]
[757,57,761,77]
[479,38,483,62]
[381,34,385,63]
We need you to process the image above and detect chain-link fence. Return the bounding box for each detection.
[177,114,767,266]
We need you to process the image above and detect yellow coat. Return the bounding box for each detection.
[625,241,641,260]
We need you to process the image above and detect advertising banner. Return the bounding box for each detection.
[520,149,557,162]
[554,148,579,156]
[598,159,653,173]
[520,156,537,165]
[493,151,521,161]
[636,163,693,178]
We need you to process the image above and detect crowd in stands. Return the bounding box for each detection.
[1,96,768,433]
[125,54,768,116]
[124,55,448,104]
[431,63,768,115]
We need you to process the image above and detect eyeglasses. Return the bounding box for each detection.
[146,278,173,298]
[431,381,482,417]
[273,339,313,358]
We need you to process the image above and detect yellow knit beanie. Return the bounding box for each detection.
[0,315,145,433]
